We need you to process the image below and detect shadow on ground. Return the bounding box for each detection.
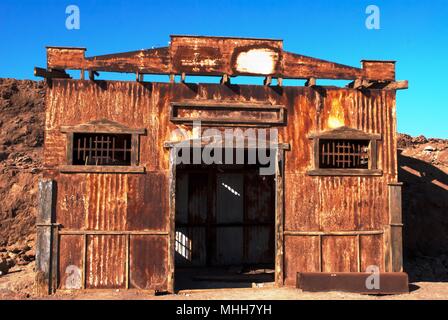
[399,151,448,282]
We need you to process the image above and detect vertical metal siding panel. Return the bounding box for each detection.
[58,235,83,289]
[284,235,320,286]
[130,235,168,291]
[86,235,126,289]
[85,174,128,231]
[360,234,384,272]
[322,236,358,272]
[126,173,169,231]
[284,174,319,231]
[57,175,86,230]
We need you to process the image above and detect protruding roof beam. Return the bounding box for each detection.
[220,74,230,85]
[263,76,272,86]
[305,77,316,87]
[34,67,71,79]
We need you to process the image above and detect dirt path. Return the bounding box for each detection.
[1,266,448,300]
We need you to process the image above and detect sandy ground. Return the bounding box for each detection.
[1,265,448,300]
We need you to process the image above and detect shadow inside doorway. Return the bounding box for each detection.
[175,266,275,291]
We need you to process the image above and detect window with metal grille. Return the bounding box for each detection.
[72,133,132,166]
[318,139,370,169]
[60,120,145,173]
[307,127,382,176]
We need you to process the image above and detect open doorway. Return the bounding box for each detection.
[174,160,276,291]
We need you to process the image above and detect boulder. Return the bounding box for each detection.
[23,248,35,262]
[0,257,9,275]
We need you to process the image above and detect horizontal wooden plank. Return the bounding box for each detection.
[308,127,382,140]
[282,51,363,80]
[171,101,286,110]
[284,230,384,236]
[61,119,146,134]
[306,169,383,176]
[59,165,145,174]
[170,102,286,126]
[59,230,169,236]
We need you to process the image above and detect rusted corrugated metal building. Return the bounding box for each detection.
[35,35,408,294]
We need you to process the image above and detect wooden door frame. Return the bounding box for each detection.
[166,145,287,293]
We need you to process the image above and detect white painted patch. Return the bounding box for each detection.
[235,49,278,75]
[328,116,345,129]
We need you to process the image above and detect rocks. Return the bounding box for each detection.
[424,145,437,152]
[0,258,9,275]
[0,152,9,162]
[0,257,15,276]
[23,248,35,262]
[6,242,30,254]
[414,135,429,144]
[0,79,43,254]
[0,242,34,270]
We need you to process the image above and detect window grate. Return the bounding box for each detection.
[72,133,132,166]
[319,139,370,169]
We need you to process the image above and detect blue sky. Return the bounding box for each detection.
[0,0,447,138]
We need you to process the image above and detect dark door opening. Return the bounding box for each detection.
[174,162,276,290]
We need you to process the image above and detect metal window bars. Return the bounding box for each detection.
[73,133,132,166]
[319,139,370,169]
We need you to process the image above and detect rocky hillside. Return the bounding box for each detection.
[0,79,44,276]
[0,78,447,281]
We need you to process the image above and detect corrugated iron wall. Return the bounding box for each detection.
[43,80,397,290]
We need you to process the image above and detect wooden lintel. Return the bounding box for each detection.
[59,165,145,174]
[307,169,383,177]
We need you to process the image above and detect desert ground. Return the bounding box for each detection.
[1,262,448,300]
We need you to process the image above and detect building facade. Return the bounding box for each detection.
[35,35,408,294]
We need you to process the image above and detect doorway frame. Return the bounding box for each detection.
[165,144,287,293]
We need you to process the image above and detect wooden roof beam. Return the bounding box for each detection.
[263,76,272,86]
[347,79,408,90]
[282,51,363,80]
[220,74,230,85]
[34,67,71,79]
[305,77,316,87]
